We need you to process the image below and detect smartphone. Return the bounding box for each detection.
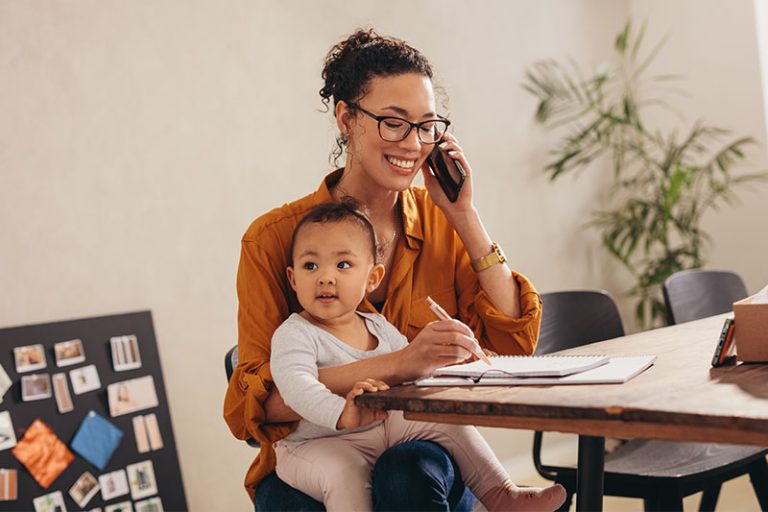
[712,317,737,367]
[426,144,465,202]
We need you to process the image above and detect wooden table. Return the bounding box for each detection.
[356,314,768,510]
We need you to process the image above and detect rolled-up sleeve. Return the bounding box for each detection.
[454,235,542,356]
[223,236,296,445]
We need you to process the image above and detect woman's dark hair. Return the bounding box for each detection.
[289,198,379,266]
[320,28,435,166]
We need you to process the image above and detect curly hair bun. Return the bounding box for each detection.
[319,28,433,110]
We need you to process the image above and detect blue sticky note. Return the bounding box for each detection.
[70,410,123,470]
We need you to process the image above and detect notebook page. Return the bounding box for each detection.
[433,355,609,378]
[419,356,656,386]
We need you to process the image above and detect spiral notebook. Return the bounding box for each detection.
[418,355,656,386]
[432,354,610,379]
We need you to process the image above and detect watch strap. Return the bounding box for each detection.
[471,242,507,272]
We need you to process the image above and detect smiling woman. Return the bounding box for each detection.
[223,27,545,511]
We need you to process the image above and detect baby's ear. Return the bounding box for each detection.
[367,263,386,292]
[286,267,297,291]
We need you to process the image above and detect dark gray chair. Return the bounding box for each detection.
[663,269,748,325]
[225,345,260,447]
[533,290,768,511]
[224,345,238,381]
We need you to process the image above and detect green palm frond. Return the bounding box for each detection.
[522,19,766,328]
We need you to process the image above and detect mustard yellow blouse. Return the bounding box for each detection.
[223,169,542,498]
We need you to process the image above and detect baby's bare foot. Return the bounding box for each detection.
[481,482,567,512]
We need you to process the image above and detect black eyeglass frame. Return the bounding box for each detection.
[345,101,450,144]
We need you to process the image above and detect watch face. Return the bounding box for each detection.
[494,246,506,263]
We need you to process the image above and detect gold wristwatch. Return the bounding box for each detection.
[471,242,507,272]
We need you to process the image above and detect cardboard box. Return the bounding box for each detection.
[734,285,768,362]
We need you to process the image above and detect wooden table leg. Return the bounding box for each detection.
[576,435,604,511]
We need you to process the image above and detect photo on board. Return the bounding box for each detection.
[107,376,159,417]
[52,373,74,413]
[0,363,12,400]
[32,490,66,512]
[54,338,86,367]
[135,496,164,512]
[69,471,99,508]
[145,413,164,451]
[110,334,142,372]
[14,344,47,373]
[127,459,158,500]
[0,412,17,451]
[69,364,101,395]
[99,469,129,501]
[105,499,134,512]
[21,374,52,402]
[0,468,18,501]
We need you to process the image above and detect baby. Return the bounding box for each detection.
[270,200,566,511]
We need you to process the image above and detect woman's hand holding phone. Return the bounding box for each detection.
[421,133,475,216]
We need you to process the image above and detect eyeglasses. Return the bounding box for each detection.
[346,102,450,144]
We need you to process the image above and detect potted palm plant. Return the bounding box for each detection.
[523,21,766,328]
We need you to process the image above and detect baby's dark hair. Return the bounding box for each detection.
[320,28,435,165]
[289,199,379,266]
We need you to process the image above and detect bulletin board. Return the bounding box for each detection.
[0,311,188,511]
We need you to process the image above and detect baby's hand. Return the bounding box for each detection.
[336,379,389,430]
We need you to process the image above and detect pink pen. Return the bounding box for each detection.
[425,296,493,365]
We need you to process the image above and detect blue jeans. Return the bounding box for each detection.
[254,440,476,511]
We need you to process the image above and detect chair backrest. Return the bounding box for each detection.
[662,269,748,325]
[532,290,625,481]
[535,290,625,355]
[225,345,238,381]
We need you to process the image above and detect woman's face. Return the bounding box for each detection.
[342,73,436,193]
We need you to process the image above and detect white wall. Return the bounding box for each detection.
[1,1,765,511]
[628,0,768,294]
[757,0,768,141]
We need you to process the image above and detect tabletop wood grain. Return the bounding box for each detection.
[356,314,768,445]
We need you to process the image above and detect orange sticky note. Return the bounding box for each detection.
[12,419,73,489]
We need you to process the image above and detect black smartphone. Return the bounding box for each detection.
[712,317,737,367]
[426,145,465,202]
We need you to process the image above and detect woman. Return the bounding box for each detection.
[224,28,542,511]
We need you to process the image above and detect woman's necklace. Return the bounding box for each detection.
[332,179,402,260]
[377,206,402,262]
[378,228,399,256]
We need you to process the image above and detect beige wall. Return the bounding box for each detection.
[629,0,768,297]
[1,1,764,510]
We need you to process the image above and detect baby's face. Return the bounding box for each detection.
[289,221,379,323]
